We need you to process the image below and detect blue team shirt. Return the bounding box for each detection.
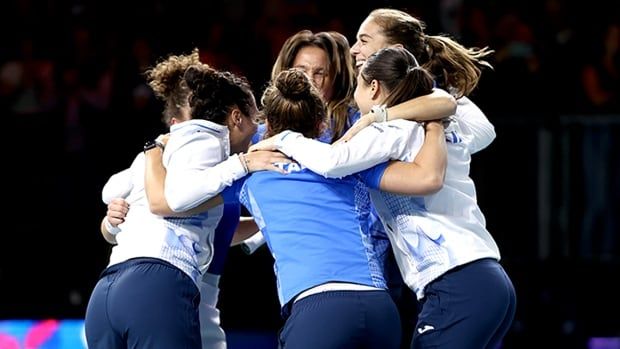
[227,162,389,307]
[206,202,240,275]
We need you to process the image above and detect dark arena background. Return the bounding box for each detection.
[1,0,619,348]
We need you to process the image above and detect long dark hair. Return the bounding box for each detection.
[271,30,355,141]
[369,8,493,97]
[360,47,434,107]
[184,65,256,125]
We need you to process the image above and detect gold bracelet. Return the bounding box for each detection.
[239,153,250,173]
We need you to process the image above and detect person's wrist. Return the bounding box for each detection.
[370,104,388,123]
[154,135,166,151]
[103,217,121,235]
[238,153,250,174]
[424,120,443,131]
[145,135,167,154]
[144,139,157,153]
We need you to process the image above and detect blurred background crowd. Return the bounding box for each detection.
[1,0,618,348]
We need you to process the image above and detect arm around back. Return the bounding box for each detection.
[379,121,447,195]
[270,122,419,178]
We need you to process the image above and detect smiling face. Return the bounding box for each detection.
[292,45,334,102]
[351,17,391,70]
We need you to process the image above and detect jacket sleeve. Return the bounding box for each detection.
[164,133,246,212]
[101,153,142,204]
[275,120,423,178]
[454,96,496,154]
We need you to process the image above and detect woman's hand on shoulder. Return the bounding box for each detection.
[243,150,294,174]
